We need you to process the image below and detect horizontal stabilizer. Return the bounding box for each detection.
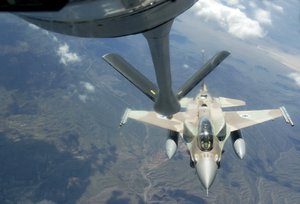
[218,97,246,108]
[176,51,230,100]
[103,53,158,101]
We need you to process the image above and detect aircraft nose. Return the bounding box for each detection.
[195,158,218,190]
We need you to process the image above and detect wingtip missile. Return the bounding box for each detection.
[280,106,294,127]
[120,108,131,127]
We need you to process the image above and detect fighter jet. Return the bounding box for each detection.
[14,0,200,116]
[119,84,294,193]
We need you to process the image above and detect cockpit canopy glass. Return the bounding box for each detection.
[197,118,213,151]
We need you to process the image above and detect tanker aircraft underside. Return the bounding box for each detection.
[16,0,199,116]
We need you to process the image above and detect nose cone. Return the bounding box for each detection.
[195,158,218,190]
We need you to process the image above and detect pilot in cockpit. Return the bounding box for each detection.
[197,118,213,151]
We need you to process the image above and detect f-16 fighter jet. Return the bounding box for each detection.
[120,84,294,194]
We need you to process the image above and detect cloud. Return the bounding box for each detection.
[183,64,190,69]
[194,1,264,39]
[226,0,245,10]
[28,23,39,30]
[226,0,240,6]
[0,41,29,56]
[80,81,95,93]
[257,46,300,71]
[77,81,95,103]
[288,72,300,87]
[78,94,88,103]
[254,9,272,25]
[263,1,284,14]
[52,36,58,42]
[57,43,81,65]
[28,22,59,42]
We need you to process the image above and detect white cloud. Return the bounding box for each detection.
[257,46,300,71]
[28,23,39,30]
[78,94,88,103]
[255,9,272,25]
[288,72,300,87]
[263,1,284,14]
[248,1,257,9]
[80,81,95,93]
[194,1,264,39]
[0,41,29,56]
[78,81,95,102]
[28,22,82,66]
[226,0,240,6]
[28,22,59,42]
[225,0,245,10]
[52,36,58,42]
[183,64,190,69]
[57,43,81,65]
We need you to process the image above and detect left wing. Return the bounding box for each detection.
[225,107,293,131]
[121,109,185,133]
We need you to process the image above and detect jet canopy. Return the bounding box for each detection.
[198,118,213,151]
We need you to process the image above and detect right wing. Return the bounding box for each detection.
[225,107,293,131]
[121,109,184,133]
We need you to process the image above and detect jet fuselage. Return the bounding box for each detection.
[182,86,225,189]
